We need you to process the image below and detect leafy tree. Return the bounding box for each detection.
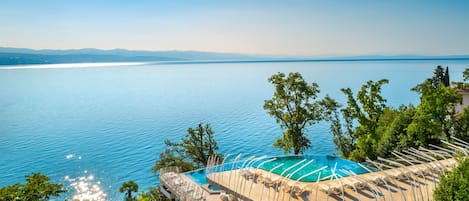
[152,140,196,174]
[322,96,354,157]
[463,68,469,82]
[326,66,466,163]
[327,79,390,161]
[453,107,469,142]
[181,123,219,167]
[152,123,221,174]
[136,186,170,201]
[434,157,469,201]
[376,105,415,157]
[119,181,139,201]
[444,66,450,87]
[0,184,22,201]
[264,72,331,155]
[0,173,66,201]
[430,65,450,88]
[408,67,461,145]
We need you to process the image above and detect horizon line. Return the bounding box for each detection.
[2,46,469,59]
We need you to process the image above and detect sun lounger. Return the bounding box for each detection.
[291,183,310,197]
[361,173,388,184]
[386,169,407,180]
[319,182,342,195]
[342,177,366,189]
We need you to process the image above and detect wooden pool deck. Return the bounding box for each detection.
[161,158,457,201]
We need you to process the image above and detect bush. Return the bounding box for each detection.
[434,157,469,201]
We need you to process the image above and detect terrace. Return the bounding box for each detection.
[159,137,467,201]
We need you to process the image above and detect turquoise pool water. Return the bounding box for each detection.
[187,155,370,185]
[186,170,221,191]
[259,155,369,182]
[186,169,208,186]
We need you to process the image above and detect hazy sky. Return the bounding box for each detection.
[1,0,469,56]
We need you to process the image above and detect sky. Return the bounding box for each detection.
[1,0,469,56]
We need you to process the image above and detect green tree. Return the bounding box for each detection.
[152,141,196,174]
[0,173,66,201]
[337,79,389,161]
[0,184,22,201]
[136,186,170,201]
[264,72,330,155]
[152,123,221,174]
[434,157,469,201]
[463,68,469,82]
[376,105,415,157]
[321,96,354,157]
[327,66,464,162]
[325,79,416,161]
[430,65,450,88]
[119,181,139,201]
[408,67,461,145]
[444,66,450,87]
[453,107,469,142]
[181,123,219,167]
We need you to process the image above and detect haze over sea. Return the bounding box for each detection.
[1,60,468,200]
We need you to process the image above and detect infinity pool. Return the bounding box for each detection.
[186,155,370,185]
[259,155,369,182]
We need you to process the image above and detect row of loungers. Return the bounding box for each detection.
[237,158,458,200]
[317,158,458,196]
[204,138,468,201]
[161,172,207,201]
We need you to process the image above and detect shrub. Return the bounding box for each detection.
[434,157,469,201]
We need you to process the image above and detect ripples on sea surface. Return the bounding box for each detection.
[0,60,468,200]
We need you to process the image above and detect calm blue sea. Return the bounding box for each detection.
[0,60,468,200]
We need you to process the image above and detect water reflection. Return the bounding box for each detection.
[65,173,107,201]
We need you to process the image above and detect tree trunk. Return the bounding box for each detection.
[127,190,132,200]
[294,148,299,155]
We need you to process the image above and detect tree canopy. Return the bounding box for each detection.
[135,186,170,201]
[152,123,221,174]
[264,72,331,155]
[453,107,469,142]
[463,68,469,82]
[119,181,139,201]
[327,66,465,162]
[326,79,393,161]
[0,173,66,201]
[434,157,469,201]
[407,66,461,146]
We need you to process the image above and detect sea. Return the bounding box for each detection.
[0,60,468,200]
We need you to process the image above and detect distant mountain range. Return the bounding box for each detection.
[1,47,469,65]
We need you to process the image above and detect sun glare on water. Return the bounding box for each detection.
[65,173,107,201]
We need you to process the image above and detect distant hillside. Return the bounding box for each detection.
[0,47,263,65]
[1,47,469,65]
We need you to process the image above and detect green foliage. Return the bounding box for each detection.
[0,173,66,201]
[376,105,415,157]
[152,141,196,173]
[327,66,465,162]
[463,68,469,82]
[434,157,469,201]
[119,181,139,201]
[427,65,450,88]
[322,96,353,157]
[453,107,469,142]
[264,72,331,155]
[445,66,451,87]
[135,186,170,201]
[182,123,219,167]
[408,68,461,145]
[326,79,391,161]
[0,184,22,201]
[152,123,221,174]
